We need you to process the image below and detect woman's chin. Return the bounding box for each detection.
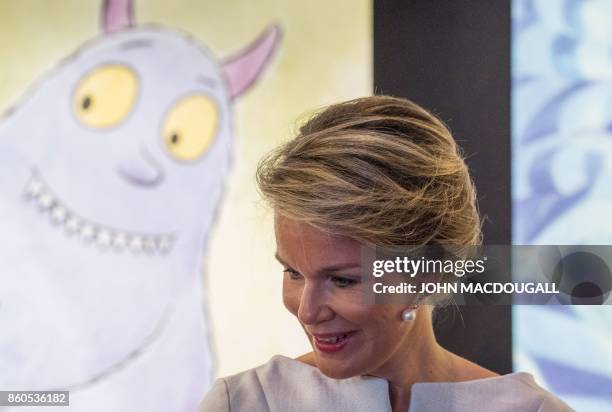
[313,358,362,380]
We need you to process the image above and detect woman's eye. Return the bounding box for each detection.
[284,269,302,280]
[331,276,357,288]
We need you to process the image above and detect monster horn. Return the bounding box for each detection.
[221,25,282,99]
[102,0,134,33]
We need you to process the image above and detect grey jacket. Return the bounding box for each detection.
[199,355,573,412]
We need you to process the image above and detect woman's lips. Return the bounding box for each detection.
[312,331,358,353]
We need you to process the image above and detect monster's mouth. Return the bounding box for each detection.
[23,170,175,255]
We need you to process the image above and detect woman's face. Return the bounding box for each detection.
[275,213,418,379]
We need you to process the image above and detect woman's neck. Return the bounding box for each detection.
[371,313,457,412]
[385,344,455,411]
[375,313,497,411]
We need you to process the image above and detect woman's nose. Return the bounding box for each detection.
[297,283,333,325]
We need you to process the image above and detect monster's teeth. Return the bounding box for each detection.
[37,192,54,210]
[50,205,68,224]
[96,228,112,248]
[142,236,157,254]
[25,178,44,198]
[112,232,128,250]
[129,236,144,253]
[157,235,174,254]
[65,216,82,234]
[79,223,96,242]
[25,172,176,256]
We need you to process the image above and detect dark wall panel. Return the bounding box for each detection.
[374,0,512,374]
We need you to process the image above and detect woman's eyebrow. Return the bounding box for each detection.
[274,253,288,267]
[275,253,360,273]
[317,263,361,274]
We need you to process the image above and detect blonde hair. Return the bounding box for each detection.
[256,95,481,247]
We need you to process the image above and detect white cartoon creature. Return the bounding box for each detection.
[0,0,280,410]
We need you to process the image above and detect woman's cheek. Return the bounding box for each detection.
[333,300,372,325]
[282,278,301,316]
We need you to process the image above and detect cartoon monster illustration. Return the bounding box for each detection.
[0,0,280,410]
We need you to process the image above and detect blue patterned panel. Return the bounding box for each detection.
[513,0,612,410]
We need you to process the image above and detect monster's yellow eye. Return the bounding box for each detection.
[162,95,218,162]
[73,65,138,128]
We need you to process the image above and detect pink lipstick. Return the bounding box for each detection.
[312,331,357,353]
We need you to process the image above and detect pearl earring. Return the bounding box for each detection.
[402,307,417,322]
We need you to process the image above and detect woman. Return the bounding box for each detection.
[199,96,572,411]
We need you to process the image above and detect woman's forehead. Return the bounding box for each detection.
[274,214,361,272]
